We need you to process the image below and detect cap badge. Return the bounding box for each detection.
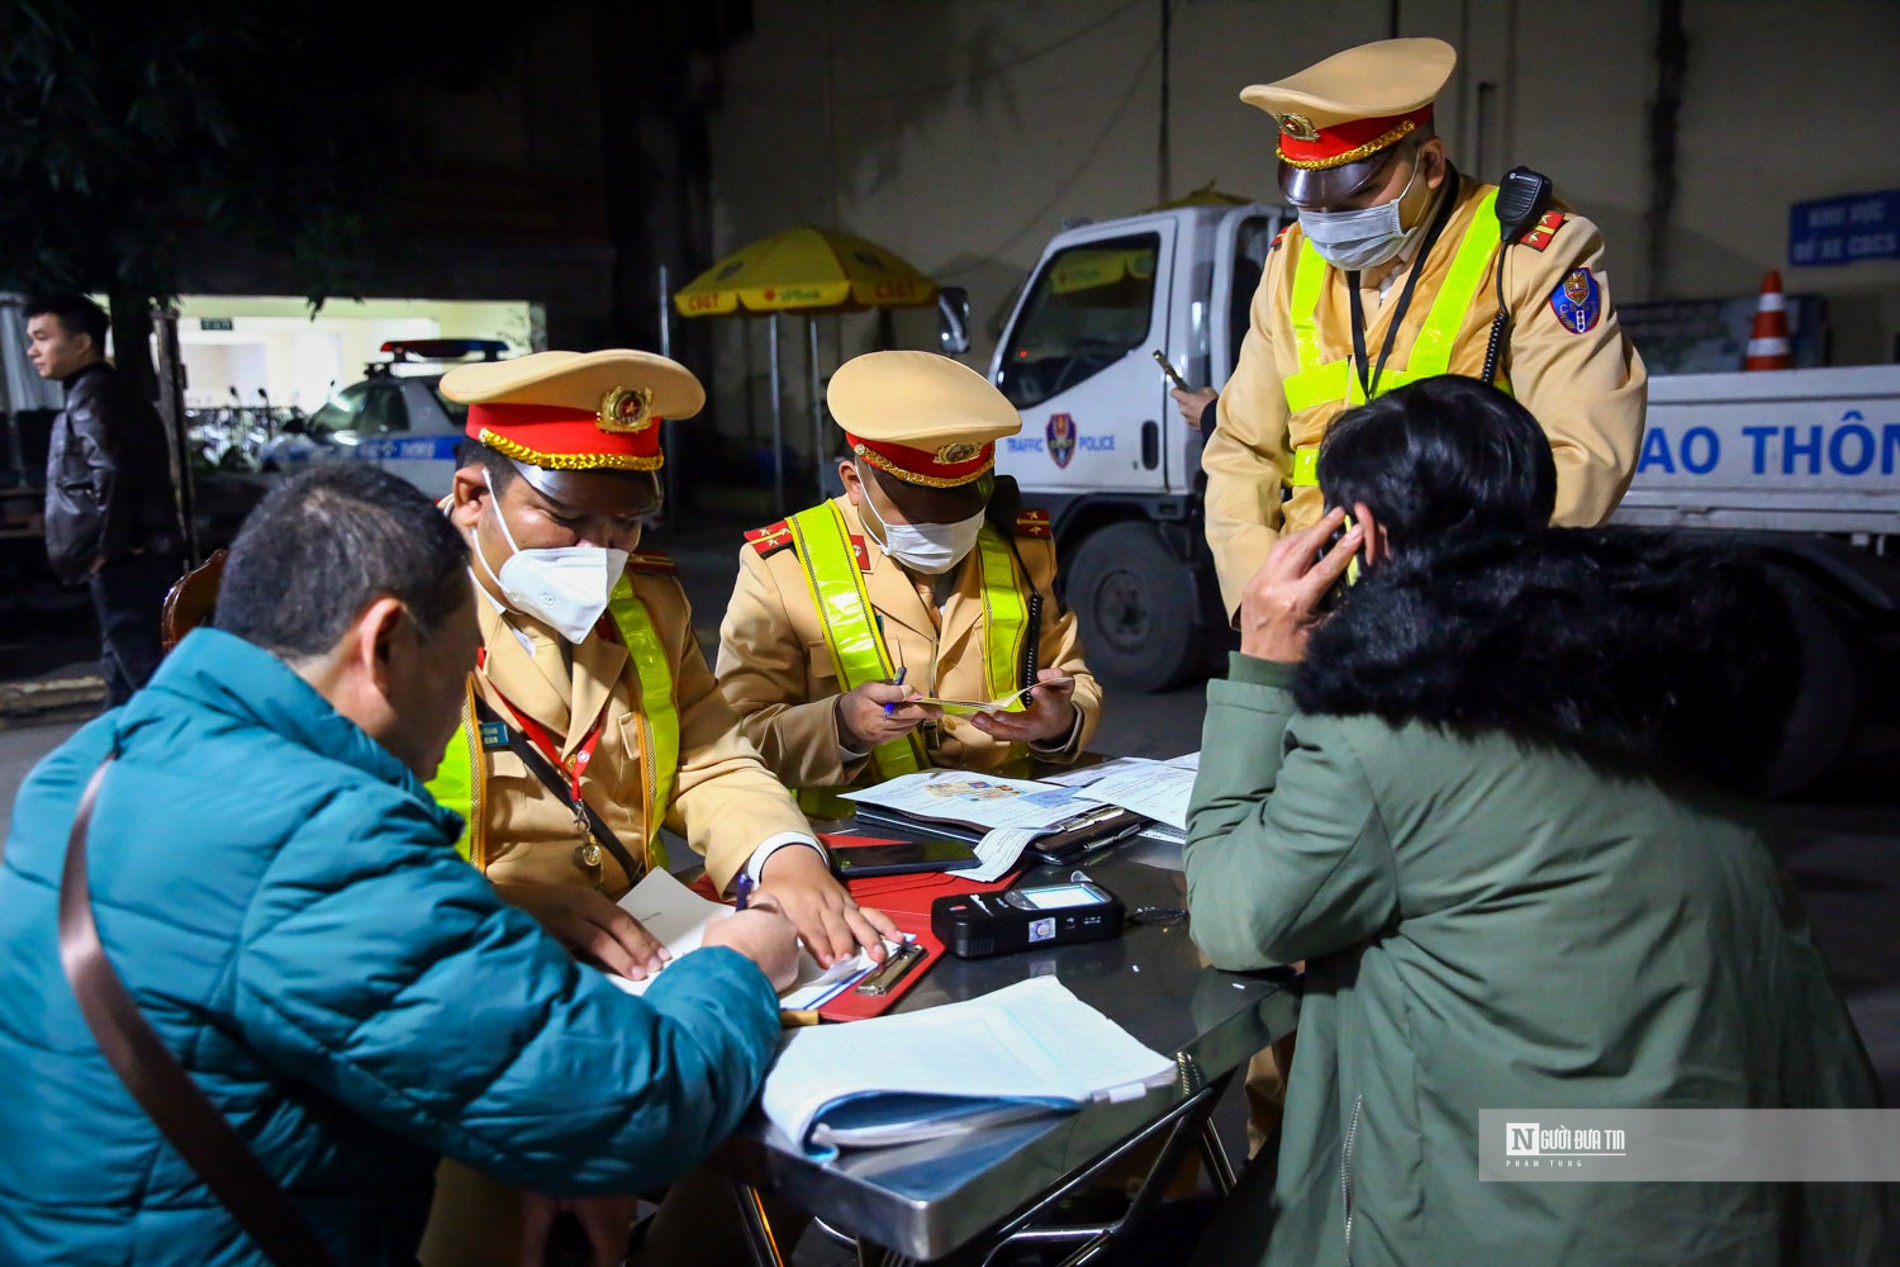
[934,442,981,465]
[1277,112,1320,142]
[597,385,655,434]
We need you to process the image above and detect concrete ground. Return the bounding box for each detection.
[1,510,1894,1264]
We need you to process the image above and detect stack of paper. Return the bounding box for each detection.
[1040,752,1201,831]
[603,869,894,1007]
[761,976,1177,1159]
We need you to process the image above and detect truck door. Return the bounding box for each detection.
[994,220,1176,493]
[1208,208,1286,388]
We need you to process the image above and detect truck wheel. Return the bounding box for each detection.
[1068,522,1198,693]
[1763,569,1863,798]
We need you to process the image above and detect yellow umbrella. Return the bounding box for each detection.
[1142,181,1256,212]
[672,226,942,514]
[674,225,938,317]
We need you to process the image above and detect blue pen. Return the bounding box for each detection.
[734,872,752,912]
[883,666,908,716]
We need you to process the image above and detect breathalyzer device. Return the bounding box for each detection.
[932,881,1126,959]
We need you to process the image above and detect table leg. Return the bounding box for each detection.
[732,1180,787,1267]
[1198,1117,1239,1195]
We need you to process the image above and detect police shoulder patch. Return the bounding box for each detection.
[1270,227,1290,252]
[1518,209,1568,252]
[1548,266,1602,335]
[745,521,795,556]
[1015,508,1053,540]
[628,550,678,575]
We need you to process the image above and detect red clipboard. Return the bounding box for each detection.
[814,837,1025,1020]
[689,838,1026,1020]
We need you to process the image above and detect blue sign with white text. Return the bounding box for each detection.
[1788,190,1900,266]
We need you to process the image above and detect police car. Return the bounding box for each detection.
[260,339,509,494]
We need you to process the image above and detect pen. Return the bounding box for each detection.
[780,1009,823,1028]
[733,872,752,912]
[883,666,908,716]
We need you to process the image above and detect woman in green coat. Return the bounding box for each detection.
[1184,377,1887,1266]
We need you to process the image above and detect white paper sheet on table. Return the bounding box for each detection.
[601,868,895,1002]
[1069,762,1198,830]
[762,977,1178,1158]
[842,770,1110,835]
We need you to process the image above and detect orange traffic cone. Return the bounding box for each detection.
[1744,270,1793,370]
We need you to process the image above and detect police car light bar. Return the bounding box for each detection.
[380,339,508,362]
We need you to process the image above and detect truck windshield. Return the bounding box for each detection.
[999,232,1160,409]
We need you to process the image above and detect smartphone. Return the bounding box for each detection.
[831,837,983,878]
[1151,349,1192,392]
[1316,512,1364,612]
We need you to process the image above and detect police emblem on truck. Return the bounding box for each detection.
[1046,413,1077,469]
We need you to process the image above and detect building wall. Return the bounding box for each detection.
[694,0,1900,471]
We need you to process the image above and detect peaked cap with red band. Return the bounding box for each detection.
[439,349,704,475]
[1240,37,1456,208]
[828,350,1021,489]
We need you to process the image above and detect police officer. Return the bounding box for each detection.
[420,349,891,1267]
[716,351,1100,799]
[1204,37,1647,614]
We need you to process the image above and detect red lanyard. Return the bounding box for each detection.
[493,690,607,807]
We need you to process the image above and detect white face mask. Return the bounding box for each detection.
[858,475,986,575]
[472,474,628,643]
[1297,158,1422,271]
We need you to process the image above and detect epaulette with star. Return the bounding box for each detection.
[745,521,795,556]
[1270,227,1290,252]
[628,550,677,575]
[1518,210,1568,252]
[1014,508,1053,540]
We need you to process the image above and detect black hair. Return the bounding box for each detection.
[1316,375,1556,544]
[457,439,520,492]
[215,464,469,659]
[25,292,109,351]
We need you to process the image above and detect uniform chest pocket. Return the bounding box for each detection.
[805,639,838,685]
[485,747,531,785]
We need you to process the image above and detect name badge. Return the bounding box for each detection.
[479,722,510,752]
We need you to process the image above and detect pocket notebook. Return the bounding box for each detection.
[760,976,1177,1160]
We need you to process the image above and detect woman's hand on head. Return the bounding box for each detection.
[1238,506,1365,664]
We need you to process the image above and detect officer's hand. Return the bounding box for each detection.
[1171,386,1218,430]
[1239,505,1364,664]
[492,881,669,981]
[756,845,902,968]
[518,1190,640,1267]
[836,681,941,750]
[702,890,803,990]
[971,669,1078,745]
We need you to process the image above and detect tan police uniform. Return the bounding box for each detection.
[418,350,815,1267]
[1204,37,1647,614]
[715,351,1101,793]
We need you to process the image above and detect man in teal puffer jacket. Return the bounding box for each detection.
[0,464,799,1264]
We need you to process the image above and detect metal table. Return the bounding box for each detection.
[714,838,1300,1265]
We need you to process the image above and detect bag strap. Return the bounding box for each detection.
[58,755,332,1267]
[470,695,642,883]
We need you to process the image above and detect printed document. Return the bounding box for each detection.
[603,868,892,1003]
[843,769,1114,835]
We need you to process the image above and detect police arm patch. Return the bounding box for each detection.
[1549,267,1602,334]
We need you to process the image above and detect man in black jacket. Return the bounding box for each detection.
[27,293,183,705]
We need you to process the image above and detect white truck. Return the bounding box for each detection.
[974,203,1900,791]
